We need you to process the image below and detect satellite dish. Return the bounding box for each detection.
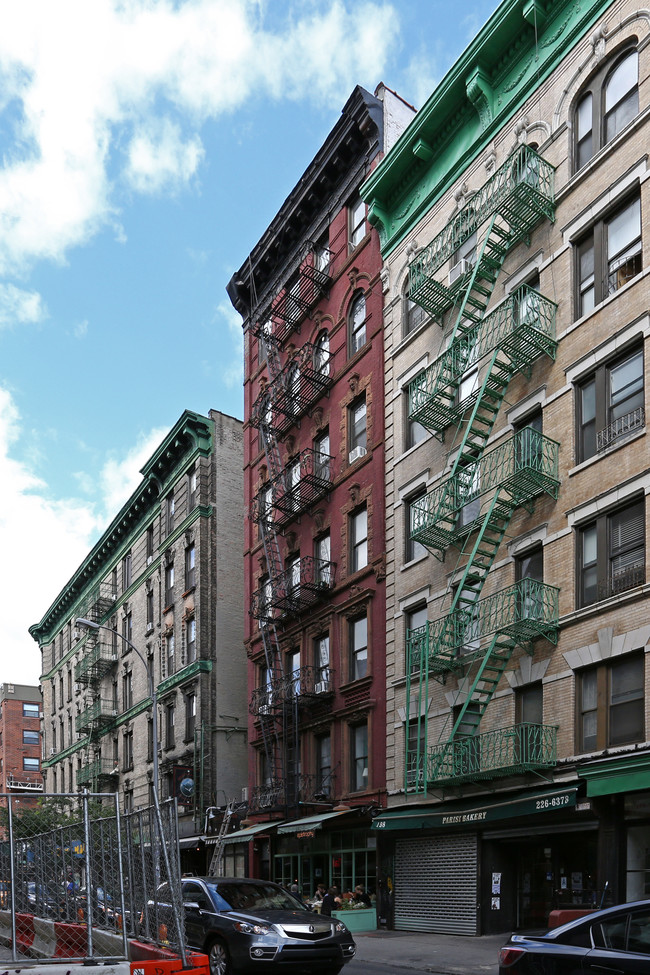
[179,777,195,798]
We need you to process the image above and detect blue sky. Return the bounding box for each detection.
[0,0,499,685]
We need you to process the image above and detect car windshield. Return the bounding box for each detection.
[209,882,306,913]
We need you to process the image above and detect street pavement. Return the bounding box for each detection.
[351,929,506,975]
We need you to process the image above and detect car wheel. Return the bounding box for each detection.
[207,938,232,975]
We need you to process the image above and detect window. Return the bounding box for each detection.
[315,533,331,586]
[514,408,543,467]
[349,614,368,681]
[165,703,175,749]
[185,692,196,741]
[287,650,301,697]
[123,730,133,770]
[146,524,154,560]
[314,430,331,482]
[146,589,154,630]
[186,617,196,662]
[579,498,645,606]
[51,684,56,714]
[122,670,133,710]
[23,729,39,745]
[316,734,332,796]
[67,668,72,701]
[259,318,271,365]
[349,395,367,460]
[579,654,644,751]
[185,543,196,589]
[147,718,154,762]
[164,562,174,608]
[405,492,427,563]
[450,230,477,279]
[166,633,175,675]
[349,197,366,250]
[456,459,481,528]
[23,757,39,772]
[456,329,479,405]
[314,330,330,377]
[349,293,367,354]
[405,386,428,449]
[576,195,642,317]
[578,345,644,460]
[406,719,426,788]
[515,545,544,620]
[122,551,132,591]
[258,393,272,450]
[315,634,330,682]
[404,293,427,336]
[166,491,175,535]
[286,361,300,416]
[406,604,428,674]
[350,506,368,573]
[124,789,133,813]
[574,49,638,171]
[122,612,132,650]
[454,584,480,656]
[188,466,197,509]
[23,703,39,719]
[516,683,543,725]
[351,722,368,791]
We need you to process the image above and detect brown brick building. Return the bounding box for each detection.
[0,683,43,801]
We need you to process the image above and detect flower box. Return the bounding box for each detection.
[332,907,377,932]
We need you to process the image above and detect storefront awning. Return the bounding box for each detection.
[277,809,353,836]
[580,754,650,797]
[371,785,579,831]
[178,835,206,850]
[218,821,281,846]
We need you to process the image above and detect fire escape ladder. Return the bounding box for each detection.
[451,215,510,332]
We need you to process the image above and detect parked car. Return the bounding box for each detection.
[499,898,650,974]
[147,877,356,975]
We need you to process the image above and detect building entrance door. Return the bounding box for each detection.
[516,833,597,928]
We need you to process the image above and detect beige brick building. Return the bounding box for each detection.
[29,410,247,873]
[363,0,650,935]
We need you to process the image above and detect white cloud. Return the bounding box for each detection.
[215,300,244,389]
[0,386,170,683]
[0,283,46,329]
[98,426,169,521]
[0,0,401,275]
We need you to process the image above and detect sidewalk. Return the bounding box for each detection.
[351,929,506,974]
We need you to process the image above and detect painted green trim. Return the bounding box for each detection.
[157,659,213,697]
[581,754,650,797]
[29,411,213,644]
[42,735,90,769]
[362,0,613,256]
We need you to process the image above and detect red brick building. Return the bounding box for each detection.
[226,85,414,897]
[0,683,43,805]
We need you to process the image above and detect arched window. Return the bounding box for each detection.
[313,330,330,376]
[349,292,366,354]
[574,48,638,171]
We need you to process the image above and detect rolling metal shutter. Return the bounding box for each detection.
[394,833,478,934]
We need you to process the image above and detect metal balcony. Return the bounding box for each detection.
[273,449,334,527]
[76,758,120,786]
[407,579,560,677]
[409,146,555,318]
[596,407,645,452]
[270,254,332,343]
[75,699,118,733]
[272,557,336,616]
[272,343,334,433]
[79,580,118,624]
[248,781,285,812]
[6,774,43,791]
[250,666,335,714]
[74,636,118,686]
[425,722,558,786]
[408,286,557,434]
[411,428,560,552]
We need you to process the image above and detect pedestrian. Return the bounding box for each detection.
[320,886,341,916]
[290,879,300,896]
[352,884,371,907]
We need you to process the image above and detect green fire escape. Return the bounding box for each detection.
[404,146,561,793]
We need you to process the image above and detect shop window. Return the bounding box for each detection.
[578,497,645,606]
[574,49,638,171]
[577,345,644,461]
[576,194,642,317]
[578,653,644,752]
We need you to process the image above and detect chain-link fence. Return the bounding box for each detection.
[0,792,186,964]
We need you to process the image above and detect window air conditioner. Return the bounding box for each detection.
[258,704,271,715]
[111,709,118,717]
[76,733,84,741]
[348,445,367,464]
[49,747,57,756]
[147,556,153,566]
[314,681,330,695]
[241,787,248,802]
[74,683,80,692]
[449,258,470,285]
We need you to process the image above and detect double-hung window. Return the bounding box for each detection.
[405,491,427,563]
[315,532,331,586]
[349,293,367,354]
[349,197,366,250]
[579,654,644,751]
[578,497,645,606]
[349,396,367,462]
[577,195,642,317]
[574,50,639,171]
[349,614,368,681]
[351,722,368,791]
[350,506,368,572]
[577,346,644,461]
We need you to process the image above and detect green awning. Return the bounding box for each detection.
[371,785,579,831]
[218,821,281,846]
[580,754,650,797]
[277,810,353,835]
